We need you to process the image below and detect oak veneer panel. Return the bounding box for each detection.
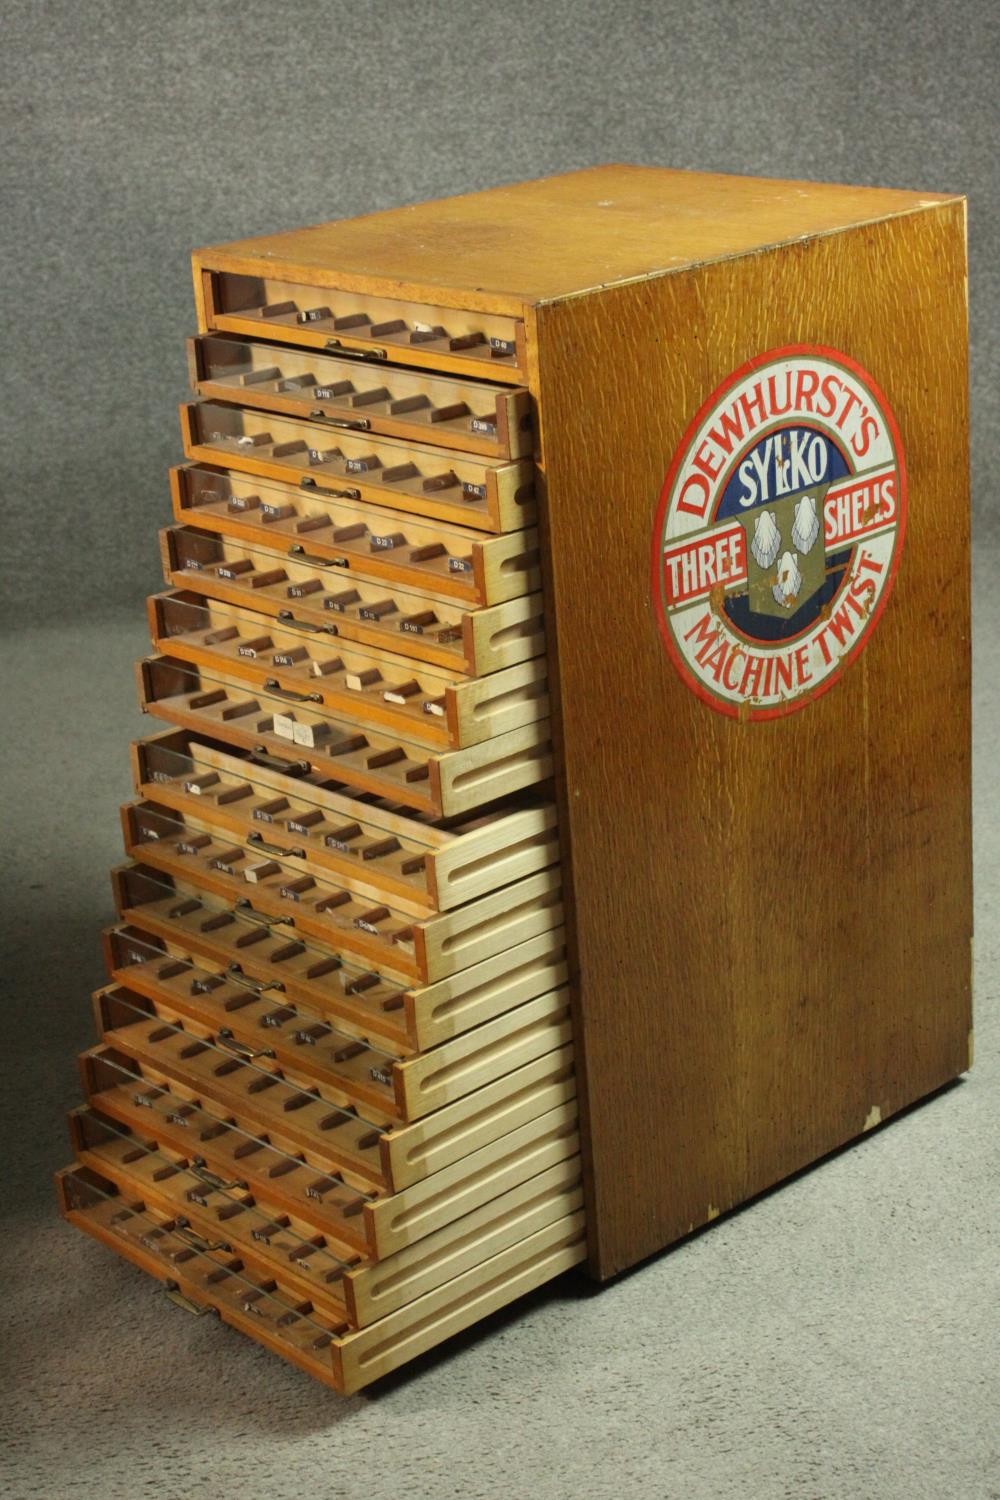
[194,164,951,313]
[533,200,971,1278]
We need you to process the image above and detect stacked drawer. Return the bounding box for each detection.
[57,281,585,1393]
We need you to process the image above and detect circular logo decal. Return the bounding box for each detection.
[651,344,907,720]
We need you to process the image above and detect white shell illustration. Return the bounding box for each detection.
[791,493,820,554]
[772,550,803,608]
[751,509,781,570]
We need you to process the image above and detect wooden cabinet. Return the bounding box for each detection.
[57,164,972,1392]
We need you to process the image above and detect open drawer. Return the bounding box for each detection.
[81,1010,577,1205]
[170,464,540,607]
[132,730,559,916]
[148,590,549,752]
[198,268,528,386]
[160,526,546,677]
[98,933,572,1125]
[57,1164,584,1393]
[137,656,553,819]
[188,334,533,460]
[120,799,563,987]
[180,402,534,534]
[110,865,569,1054]
[67,1106,582,1330]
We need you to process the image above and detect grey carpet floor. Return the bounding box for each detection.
[2,562,997,1500]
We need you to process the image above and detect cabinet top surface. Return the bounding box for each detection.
[194,164,957,310]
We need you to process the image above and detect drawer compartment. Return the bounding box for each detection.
[148,590,549,751]
[58,1164,585,1393]
[120,799,563,986]
[181,402,534,534]
[199,269,527,385]
[68,1106,582,1329]
[171,464,540,606]
[161,525,546,676]
[96,939,572,1124]
[110,864,569,1054]
[132,730,559,915]
[81,1039,577,1242]
[137,656,553,818]
[189,334,533,459]
[82,999,577,1205]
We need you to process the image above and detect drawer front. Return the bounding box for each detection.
[59,1163,586,1394]
[161,525,547,676]
[148,590,550,752]
[137,655,553,819]
[181,402,534,534]
[171,464,541,606]
[200,269,527,385]
[189,334,533,460]
[121,799,563,986]
[132,730,560,916]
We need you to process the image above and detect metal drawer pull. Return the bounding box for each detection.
[247,831,305,859]
[225,963,285,996]
[250,747,308,776]
[189,1162,247,1193]
[233,899,294,928]
[262,678,322,704]
[174,1222,231,1254]
[275,611,335,635]
[287,545,343,569]
[217,1029,275,1061]
[323,339,387,361]
[310,412,371,431]
[165,1280,215,1317]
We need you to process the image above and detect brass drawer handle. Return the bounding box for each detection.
[165,1280,215,1317]
[217,1028,275,1061]
[323,339,387,361]
[287,544,344,569]
[275,610,336,635]
[309,411,371,431]
[233,899,294,928]
[262,678,322,704]
[299,477,361,499]
[251,747,309,776]
[174,1221,231,1254]
[190,1161,248,1194]
[247,831,305,859]
[225,963,285,996]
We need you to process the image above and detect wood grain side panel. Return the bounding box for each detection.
[535,202,971,1278]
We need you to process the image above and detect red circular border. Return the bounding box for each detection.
[650,343,908,722]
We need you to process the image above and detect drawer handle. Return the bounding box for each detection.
[247,831,305,859]
[251,747,309,776]
[275,610,336,635]
[299,477,361,499]
[225,963,286,996]
[262,678,322,704]
[190,1161,248,1194]
[310,411,372,431]
[287,544,348,570]
[234,899,294,928]
[217,1028,276,1061]
[174,1221,231,1254]
[323,339,387,361]
[165,1281,215,1317]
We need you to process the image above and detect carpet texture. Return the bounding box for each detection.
[1,554,996,1499]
